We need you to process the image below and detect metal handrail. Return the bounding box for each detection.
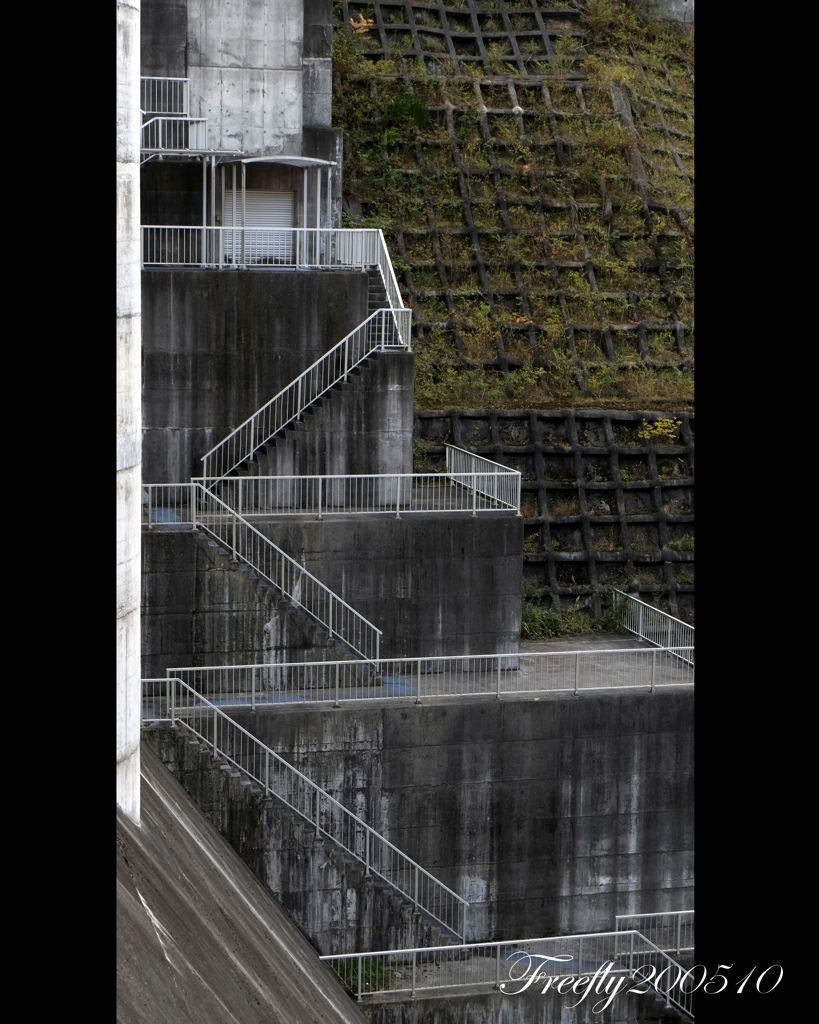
[142,678,467,942]
[318,929,694,1014]
[200,308,411,480]
[193,457,521,518]
[140,116,207,151]
[165,645,694,707]
[188,483,382,663]
[614,590,694,665]
[446,445,522,516]
[615,911,694,955]
[140,76,189,115]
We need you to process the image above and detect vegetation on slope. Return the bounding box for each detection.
[332,0,694,411]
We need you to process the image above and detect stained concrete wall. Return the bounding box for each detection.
[141,529,354,678]
[144,726,454,955]
[231,690,694,943]
[246,350,414,478]
[118,743,370,1024]
[142,268,369,481]
[118,0,142,824]
[141,0,187,77]
[141,512,521,675]
[187,0,305,154]
[303,0,333,128]
[255,515,522,658]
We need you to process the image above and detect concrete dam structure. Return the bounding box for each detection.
[117,3,695,1021]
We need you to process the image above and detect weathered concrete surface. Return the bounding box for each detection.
[141,512,522,674]
[141,529,355,678]
[255,515,522,658]
[140,0,187,76]
[231,689,693,943]
[249,351,414,478]
[117,743,369,1024]
[144,725,456,955]
[142,268,368,481]
[118,0,142,823]
[636,0,694,25]
[187,0,304,154]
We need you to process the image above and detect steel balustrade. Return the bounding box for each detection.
[141,117,207,151]
[140,77,189,115]
[194,460,521,518]
[199,308,411,480]
[143,483,381,663]
[319,930,694,1015]
[165,646,694,707]
[445,445,522,516]
[615,911,694,956]
[141,678,467,942]
[614,590,694,666]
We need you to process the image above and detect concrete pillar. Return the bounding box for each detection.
[117,0,142,823]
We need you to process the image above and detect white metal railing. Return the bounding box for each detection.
[200,308,410,480]
[446,445,522,515]
[197,466,521,519]
[614,590,694,665]
[141,116,207,151]
[319,930,694,1015]
[142,678,468,941]
[140,77,189,115]
[142,483,381,662]
[615,911,694,956]
[142,226,388,271]
[165,646,694,707]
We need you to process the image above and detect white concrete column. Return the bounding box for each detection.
[116,0,141,824]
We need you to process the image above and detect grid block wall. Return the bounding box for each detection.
[334,2,694,408]
[413,408,694,621]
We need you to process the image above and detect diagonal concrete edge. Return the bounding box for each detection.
[117,743,368,1024]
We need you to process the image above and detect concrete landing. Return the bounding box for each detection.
[116,744,368,1024]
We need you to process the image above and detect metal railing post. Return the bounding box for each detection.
[574,653,580,695]
[638,603,643,638]
[265,749,269,794]
[629,931,634,976]
[238,477,243,518]
[416,660,422,705]
[357,957,362,1001]
[412,948,417,996]
[190,482,197,530]
[231,513,237,561]
[334,662,340,707]
[395,475,401,519]
[251,666,256,712]
[472,475,477,517]
[170,677,176,721]
[676,915,681,955]
[496,656,502,700]
[212,706,217,756]
[650,650,656,693]
[365,828,371,877]
[317,477,323,520]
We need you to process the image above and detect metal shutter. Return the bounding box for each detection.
[222,190,296,263]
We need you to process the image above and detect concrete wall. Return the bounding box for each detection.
[144,727,454,955]
[142,268,369,481]
[255,515,522,658]
[231,690,694,942]
[117,0,142,824]
[141,0,187,76]
[303,0,333,128]
[141,512,521,675]
[187,0,305,155]
[141,529,355,678]
[249,350,414,478]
